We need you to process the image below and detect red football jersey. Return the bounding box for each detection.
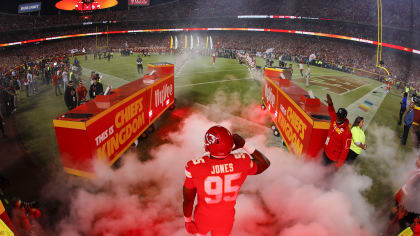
[184,152,258,216]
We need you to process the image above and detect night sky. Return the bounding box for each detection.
[0,0,172,15]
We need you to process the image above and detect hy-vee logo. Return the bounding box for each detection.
[265,84,275,108]
[154,83,173,108]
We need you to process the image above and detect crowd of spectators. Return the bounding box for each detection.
[0,31,419,92]
[0,0,419,49]
[1,16,419,52]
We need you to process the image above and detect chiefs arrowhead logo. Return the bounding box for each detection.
[205,133,217,146]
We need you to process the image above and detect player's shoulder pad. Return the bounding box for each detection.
[186,155,208,167]
[232,152,251,160]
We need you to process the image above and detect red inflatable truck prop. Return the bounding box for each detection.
[262,67,330,158]
[53,63,175,177]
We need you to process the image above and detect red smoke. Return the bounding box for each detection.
[47,112,378,236]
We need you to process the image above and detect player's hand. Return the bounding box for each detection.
[325,94,333,106]
[185,221,198,234]
[232,133,246,150]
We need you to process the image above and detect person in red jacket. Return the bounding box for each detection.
[76,81,88,105]
[413,217,420,236]
[52,73,62,96]
[323,94,352,168]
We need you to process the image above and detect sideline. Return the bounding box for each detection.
[176,78,251,88]
[345,85,388,129]
[177,68,246,76]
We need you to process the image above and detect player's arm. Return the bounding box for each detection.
[233,134,270,174]
[325,94,337,122]
[183,186,196,218]
[182,162,198,234]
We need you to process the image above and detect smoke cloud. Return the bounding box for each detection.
[38,108,386,236]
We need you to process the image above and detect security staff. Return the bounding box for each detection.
[89,75,104,99]
[136,56,143,74]
[399,92,408,125]
[64,81,77,110]
[401,102,415,146]
[346,116,367,164]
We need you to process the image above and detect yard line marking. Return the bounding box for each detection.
[177,68,246,75]
[174,58,190,77]
[81,66,128,88]
[176,78,251,88]
[192,102,284,148]
[240,63,256,80]
[339,83,369,95]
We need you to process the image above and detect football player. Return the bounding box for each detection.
[183,125,270,236]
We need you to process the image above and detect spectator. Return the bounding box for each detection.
[64,81,77,110]
[33,70,39,95]
[0,107,5,138]
[90,71,95,85]
[89,75,103,99]
[25,70,32,97]
[305,65,311,87]
[76,81,87,105]
[401,102,415,146]
[52,72,62,96]
[13,78,20,103]
[346,116,367,164]
[323,94,352,168]
[399,92,408,125]
[62,69,68,93]
[299,61,304,77]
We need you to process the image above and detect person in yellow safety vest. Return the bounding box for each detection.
[0,200,16,236]
[346,116,367,164]
[398,217,420,236]
[0,219,14,236]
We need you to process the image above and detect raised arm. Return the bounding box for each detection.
[233,134,270,174]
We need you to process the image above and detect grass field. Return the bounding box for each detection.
[15,53,414,209]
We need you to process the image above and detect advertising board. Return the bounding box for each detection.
[129,0,150,6]
[18,2,41,13]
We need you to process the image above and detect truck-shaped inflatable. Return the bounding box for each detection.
[262,67,330,158]
[53,63,175,177]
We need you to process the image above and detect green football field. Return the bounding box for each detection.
[14,54,413,208]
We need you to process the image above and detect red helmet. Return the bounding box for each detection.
[204,126,234,158]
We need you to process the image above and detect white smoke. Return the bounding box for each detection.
[43,110,383,236]
[362,123,420,215]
